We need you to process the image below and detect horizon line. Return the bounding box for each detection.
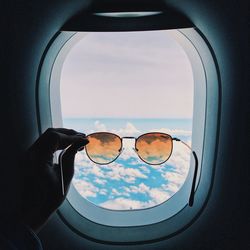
[63,116,193,120]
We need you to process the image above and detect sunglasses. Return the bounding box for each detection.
[59,132,198,207]
[85,132,173,165]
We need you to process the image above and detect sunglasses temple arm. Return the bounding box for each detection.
[58,150,65,196]
[173,138,199,207]
[58,144,72,197]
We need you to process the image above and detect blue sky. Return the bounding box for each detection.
[60,30,193,210]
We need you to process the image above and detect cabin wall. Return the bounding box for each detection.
[0,0,248,249]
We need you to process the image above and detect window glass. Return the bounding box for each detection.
[60,31,193,210]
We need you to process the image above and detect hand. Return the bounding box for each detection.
[20,128,89,232]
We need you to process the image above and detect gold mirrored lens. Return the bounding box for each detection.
[85,133,122,164]
[135,133,173,165]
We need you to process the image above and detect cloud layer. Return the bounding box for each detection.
[72,120,191,210]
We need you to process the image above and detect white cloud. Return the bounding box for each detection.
[74,156,148,185]
[111,188,122,196]
[130,183,150,194]
[121,184,143,195]
[123,176,136,183]
[120,183,170,204]
[74,160,106,179]
[112,122,141,136]
[139,166,151,174]
[149,164,165,173]
[110,188,130,197]
[75,151,91,165]
[106,164,148,183]
[161,183,180,194]
[117,148,137,161]
[73,179,99,198]
[100,188,170,210]
[94,178,107,185]
[161,171,184,186]
[100,197,152,210]
[148,188,171,204]
[123,168,148,179]
[149,128,192,136]
[94,120,107,131]
[91,165,106,178]
[99,188,108,195]
[168,142,191,175]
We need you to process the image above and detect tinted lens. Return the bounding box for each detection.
[85,133,122,164]
[135,133,173,165]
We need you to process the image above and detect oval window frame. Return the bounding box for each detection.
[37,28,220,243]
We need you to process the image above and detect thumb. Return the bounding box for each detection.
[61,138,89,187]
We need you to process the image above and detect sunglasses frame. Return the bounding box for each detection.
[85,132,174,166]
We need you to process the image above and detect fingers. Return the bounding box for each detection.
[53,128,85,136]
[61,139,89,186]
[30,128,87,155]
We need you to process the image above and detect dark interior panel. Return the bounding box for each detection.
[0,1,248,249]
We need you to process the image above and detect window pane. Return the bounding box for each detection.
[60,31,193,210]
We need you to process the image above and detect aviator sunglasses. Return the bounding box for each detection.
[59,132,198,207]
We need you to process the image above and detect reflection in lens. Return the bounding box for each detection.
[136,133,173,165]
[85,133,122,164]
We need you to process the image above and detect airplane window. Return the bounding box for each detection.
[60,31,194,210]
[40,26,218,240]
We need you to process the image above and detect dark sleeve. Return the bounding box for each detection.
[0,222,43,250]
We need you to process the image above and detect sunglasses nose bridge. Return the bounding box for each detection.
[121,136,136,140]
[121,136,137,152]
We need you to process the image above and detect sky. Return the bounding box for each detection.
[60,30,194,119]
[60,30,194,210]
